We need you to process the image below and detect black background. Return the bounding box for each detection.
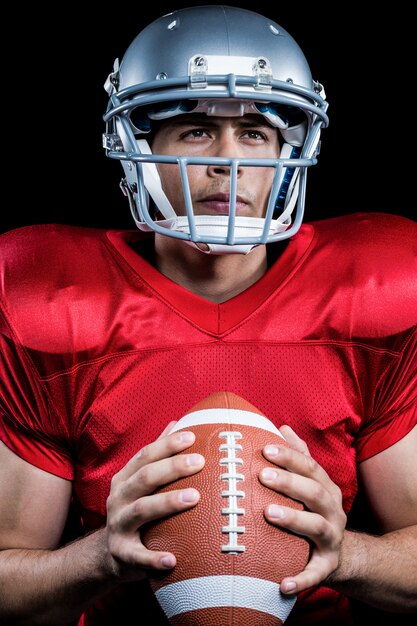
[3,1,416,234]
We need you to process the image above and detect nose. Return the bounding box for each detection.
[206,134,243,179]
[207,162,242,178]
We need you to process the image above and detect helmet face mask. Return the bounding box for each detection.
[103,5,329,254]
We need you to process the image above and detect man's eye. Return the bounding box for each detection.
[183,129,208,139]
[245,130,266,140]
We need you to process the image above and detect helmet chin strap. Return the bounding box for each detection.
[193,243,254,255]
[151,215,293,255]
[135,140,177,220]
[132,139,297,255]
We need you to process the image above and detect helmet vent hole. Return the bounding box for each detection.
[167,19,178,31]
[269,25,279,35]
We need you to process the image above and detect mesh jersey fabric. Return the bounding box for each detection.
[0,212,416,625]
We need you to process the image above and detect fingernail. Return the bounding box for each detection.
[282,581,296,593]
[264,445,279,457]
[179,431,194,444]
[267,504,285,519]
[160,555,176,568]
[261,468,278,481]
[186,453,203,467]
[180,488,199,503]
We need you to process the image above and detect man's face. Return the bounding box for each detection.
[150,113,280,220]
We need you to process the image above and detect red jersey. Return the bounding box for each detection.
[1,212,416,625]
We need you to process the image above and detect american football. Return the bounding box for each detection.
[142,391,310,625]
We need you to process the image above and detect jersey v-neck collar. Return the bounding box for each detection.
[106,226,315,336]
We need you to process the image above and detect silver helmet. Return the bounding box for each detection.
[103,5,329,254]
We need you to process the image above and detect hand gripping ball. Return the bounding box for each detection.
[142,391,310,625]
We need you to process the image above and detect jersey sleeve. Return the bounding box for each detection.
[0,308,74,479]
[355,326,417,462]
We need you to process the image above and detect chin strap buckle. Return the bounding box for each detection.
[102,133,124,152]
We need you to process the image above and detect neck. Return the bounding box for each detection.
[153,235,268,303]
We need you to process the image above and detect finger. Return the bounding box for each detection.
[127,452,205,499]
[115,430,197,482]
[108,488,202,574]
[108,451,205,510]
[108,530,178,572]
[264,496,334,546]
[262,502,342,595]
[130,544,178,572]
[280,553,338,595]
[159,420,178,438]
[262,444,340,500]
[279,425,310,455]
[260,466,339,516]
[112,487,201,534]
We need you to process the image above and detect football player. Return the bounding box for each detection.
[1,5,416,625]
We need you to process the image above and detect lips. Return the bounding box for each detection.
[199,193,248,215]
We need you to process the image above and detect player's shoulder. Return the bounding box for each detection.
[310,212,416,334]
[0,224,123,308]
[313,210,416,236]
[313,211,416,257]
[0,223,107,256]
[0,223,114,276]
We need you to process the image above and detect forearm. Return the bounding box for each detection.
[0,528,120,626]
[328,525,417,612]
